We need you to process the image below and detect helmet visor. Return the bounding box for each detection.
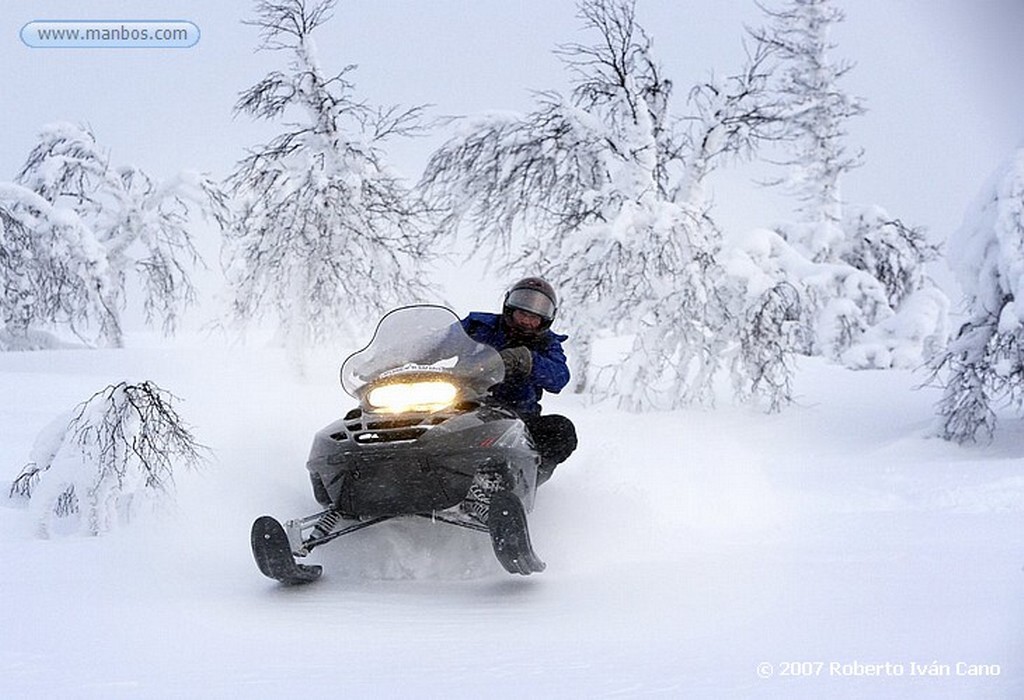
[506,288,556,320]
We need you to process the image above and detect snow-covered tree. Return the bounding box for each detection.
[836,206,947,368]
[8,381,206,537]
[423,0,783,409]
[8,122,226,348]
[930,148,1024,444]
[1,191,46,346]
[224,0,440,370]
[724,214,947,372]
[753,0,864,262]
[728,280,801,413]
[740,0,947,370]
[677,39,780,210]
[681,42,804,411]
[839,208,940,311]
[0,180,108,349]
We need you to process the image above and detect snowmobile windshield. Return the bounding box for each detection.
[340,305,505,401]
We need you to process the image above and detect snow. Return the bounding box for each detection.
[950,147,1024,314]
[2,334,1022,697]
[841,287,950,370]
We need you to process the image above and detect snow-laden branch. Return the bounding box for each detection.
[9,381,206,537]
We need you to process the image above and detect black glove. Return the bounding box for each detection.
[499,346,533,379]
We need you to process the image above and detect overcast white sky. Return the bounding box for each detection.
[3,0,1023,292]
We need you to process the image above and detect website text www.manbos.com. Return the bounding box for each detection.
[21,21,199,48]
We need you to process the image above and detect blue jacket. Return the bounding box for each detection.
[460,312,570,415]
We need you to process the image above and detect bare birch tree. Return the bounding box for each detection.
[223,0,441,371]
[423,0,787,409]
[8,123,225,348]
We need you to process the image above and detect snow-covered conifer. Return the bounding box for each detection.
[223,0,440,370]
[753,0,864,263]
[741,0,948,370]
[8,381,206,537]
[930,148,1024,443]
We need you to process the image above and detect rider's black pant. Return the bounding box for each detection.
[520,413,577,485]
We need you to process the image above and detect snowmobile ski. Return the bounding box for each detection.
[251,515,323,585]
[488,491,546,575]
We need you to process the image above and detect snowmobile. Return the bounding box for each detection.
[250,305,546,584]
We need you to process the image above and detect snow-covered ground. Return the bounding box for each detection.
[2,334,1022,698]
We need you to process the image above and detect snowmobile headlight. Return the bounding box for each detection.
[365,380,458,414]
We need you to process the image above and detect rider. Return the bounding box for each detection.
[461,277,578,485]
